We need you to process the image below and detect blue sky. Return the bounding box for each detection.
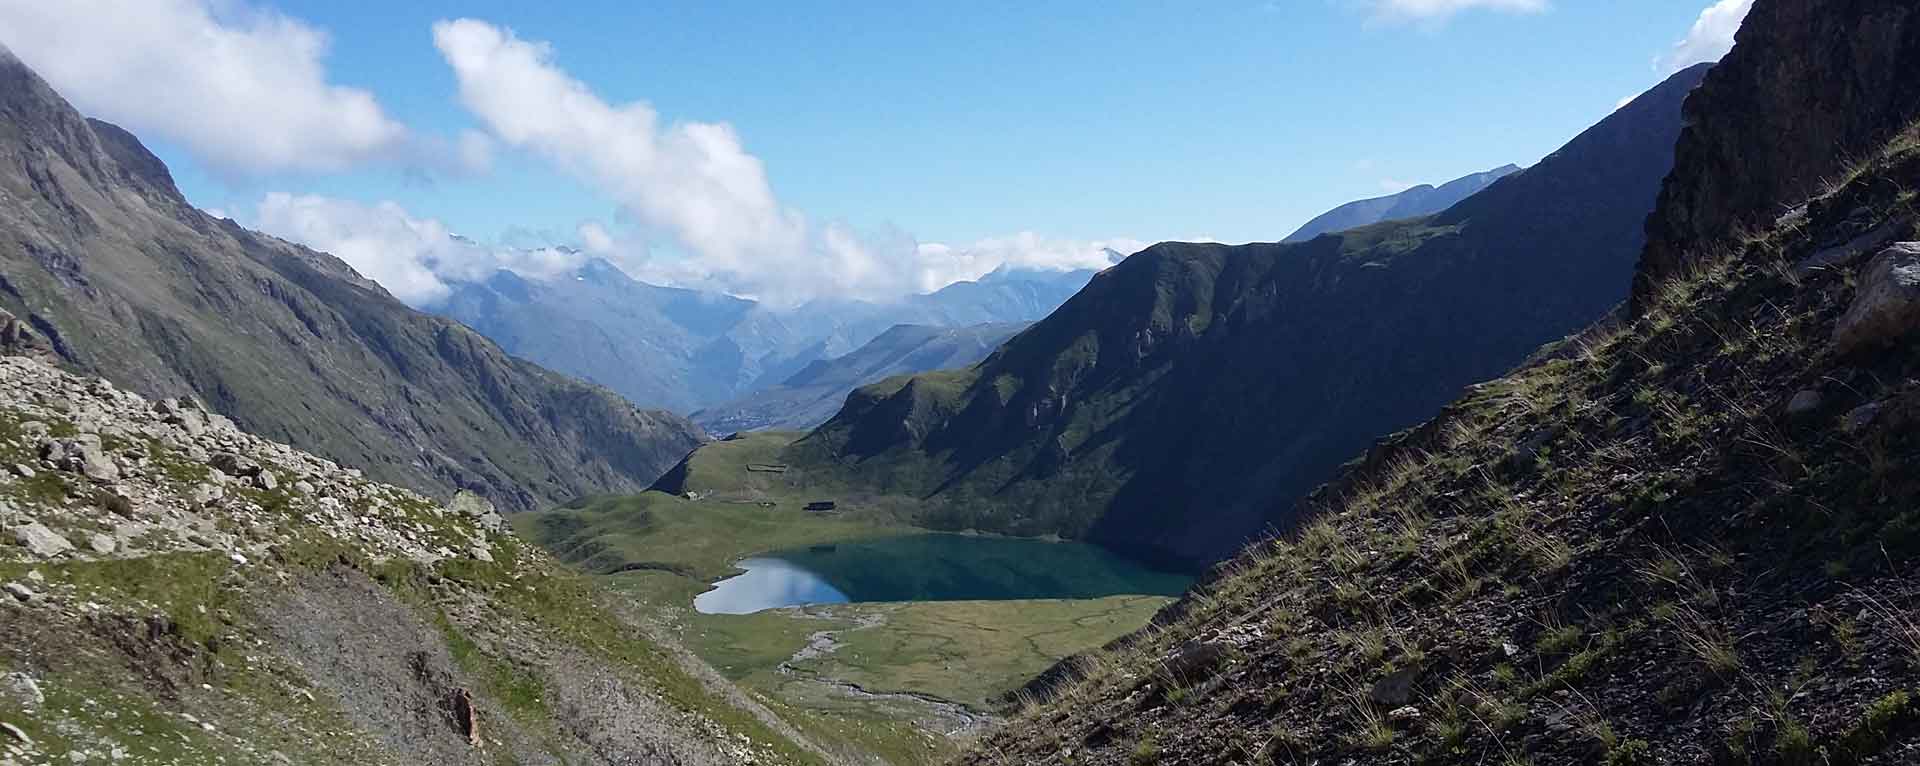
[0,0,1752,304]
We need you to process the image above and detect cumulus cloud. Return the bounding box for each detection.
[0,0,407,175]
[1365,0,1548,23]
[431,18,1136,305]
[253,193,593,305]
[1660,0,1753,73]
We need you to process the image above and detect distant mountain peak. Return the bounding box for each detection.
[1283,164,1523,243]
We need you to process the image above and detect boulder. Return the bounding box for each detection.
[9,522,72,558]
[254,470,278,491]
[1159,640,1233,684]
[1785,390,1823,419]
[41,435,118,482]
[1845,402,1884,433]
[1833,243,1920,355]
[1,673,43,708]
[448,491,505,534]
[208,452,261,478]
[1370,667,1422,707]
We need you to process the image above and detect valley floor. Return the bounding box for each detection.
[519,432,1183,764]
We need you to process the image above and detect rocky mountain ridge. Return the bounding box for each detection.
[433,257,1100,414]
[692,321,1030,434]
[0,47,706,513]
[1283,165,1522,243]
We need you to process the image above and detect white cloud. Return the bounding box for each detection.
[1379,178,1418,194]
[910,234,1146,294]
[1366,0,1548,22]
[431,18,1137,305]
[1660,0,1753,73]
[252,191,1142,309]
[253,193,594,306]
[0,0,406,175]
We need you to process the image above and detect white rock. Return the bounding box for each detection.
[1,674,41,708]
[9,522,72,558]
[86,533,115,555]
[1834,243,1920,354]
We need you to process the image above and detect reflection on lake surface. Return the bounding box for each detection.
[693,534,1191,614]
[693,557,851,615]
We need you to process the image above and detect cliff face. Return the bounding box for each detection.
[1636,0,1920,305]
[0,48,707,512]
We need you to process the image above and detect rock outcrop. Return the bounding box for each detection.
[1636,0,1920,305]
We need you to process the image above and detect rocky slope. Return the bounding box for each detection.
[1283,165,1522,243]
[433,258,1099,414]
[693,322,1029,434]
[962,4,1920,764]
[785,63,1711,571]
[0,48,706,513]
[0,352,831,765]
[1636,0,1920,304]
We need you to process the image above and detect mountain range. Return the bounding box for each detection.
[692,321,1029,434]
[1282,164,1523,243]
[430,258,1103,414]
[783,63,1714,570]
[0,47,705,512]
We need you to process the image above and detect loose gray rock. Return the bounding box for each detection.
[1845,402,1884,433]
[1370,667,1421,707]
[1785,389,1823,418]
[1159,640,1233,684]
[254,470,278,491]
[208,452,261,478]
[1834,243,1920,354]
[3,582,37,603]
[86,533,115,555]
[0,720,30,745]
[9,523,72,558]
[1,673,43,708]
[1798,217,1913,274]
[448,491,505,534]
[189,483,223,505]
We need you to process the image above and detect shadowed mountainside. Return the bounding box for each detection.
[786,63,1712,570]
[0,48,705,512]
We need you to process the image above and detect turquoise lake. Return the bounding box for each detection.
[693,533,1193,615]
